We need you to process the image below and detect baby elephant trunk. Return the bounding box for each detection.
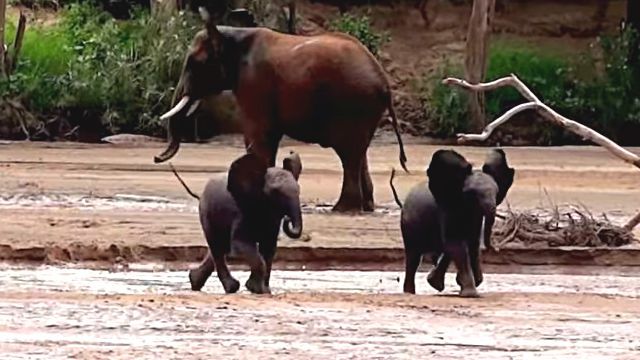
[282,198,303,239]
[482,206,497,250]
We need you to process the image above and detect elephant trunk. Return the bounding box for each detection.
[154,95,201,164]
[482,211,496,250]
[282,198,303,239]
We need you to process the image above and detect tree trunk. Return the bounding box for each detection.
[464,0,496,133]
[628,0,640,88]
[0,0,6,78]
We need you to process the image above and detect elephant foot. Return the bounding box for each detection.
[245,277,271,294]
[221,277,240,294]
[362,199,375,212]
[403,281,416,294]
[427,270,445,292]
[188,268,209,291]
[332,198,363,213]
[459,287,480,298]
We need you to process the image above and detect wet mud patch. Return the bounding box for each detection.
[0,268,639,359]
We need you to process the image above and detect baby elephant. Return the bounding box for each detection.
[171,151,303,294]
[390,149,515,297]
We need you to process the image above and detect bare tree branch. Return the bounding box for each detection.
[624,212,640,233]
[444,74,640,231]
[443,74,640,169]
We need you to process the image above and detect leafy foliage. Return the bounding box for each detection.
[328,13,389,57]
[1,3,201,136]
[425,28,640,144]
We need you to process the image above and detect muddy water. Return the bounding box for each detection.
[0,267,639,359]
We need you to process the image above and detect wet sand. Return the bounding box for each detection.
[0,267,639,359]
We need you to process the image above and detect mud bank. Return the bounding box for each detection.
[2,243,640,271]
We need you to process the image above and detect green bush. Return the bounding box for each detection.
[425,29,640,144]
[1,3,201,136]
[328,13,389,57]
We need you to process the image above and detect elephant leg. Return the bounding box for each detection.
[333,150,364,212]
[447,242,479,298]
[403,250,422,294]
[234,239,269,294]
[259,241,276,291]
[199,221,239,294]
[427,253,449,292]
[360,156,375,212]
[188,250,215,291]
[212,252,240,294]
[244,130,282,167]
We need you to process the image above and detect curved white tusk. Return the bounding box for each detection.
[186,99,201,117]
[160,96,190,120]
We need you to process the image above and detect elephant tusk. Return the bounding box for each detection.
[160,96,190,121]
[186,99,201,117]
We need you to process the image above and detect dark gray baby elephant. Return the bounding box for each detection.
[171,151,303,294]
[390,149,515,297]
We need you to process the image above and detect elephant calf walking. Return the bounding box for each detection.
[171,151,304,294]
[390,149,515,297]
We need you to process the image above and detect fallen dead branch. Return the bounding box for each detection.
[493,204,637,249]
[443,74,640,230]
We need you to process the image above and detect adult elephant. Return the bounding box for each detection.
[154,8,408,212]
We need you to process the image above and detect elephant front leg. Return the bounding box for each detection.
[234,240,269,294]
[259,242,276,292]
[447,242,479,298]
[189,250,215,291]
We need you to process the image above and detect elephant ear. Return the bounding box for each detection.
[427,149,472,209]
[228,9,258,27]
[198,7,223,51]
[282,151,302,181]
[482,149,515,205]
[227,153,269,208]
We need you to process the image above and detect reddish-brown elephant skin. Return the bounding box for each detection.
[155,8,408,213]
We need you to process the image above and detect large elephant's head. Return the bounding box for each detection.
[226,151,303,239]
[154,8,255,164]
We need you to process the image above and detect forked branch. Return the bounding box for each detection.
[443,74,640,169]
[443,74,640,231]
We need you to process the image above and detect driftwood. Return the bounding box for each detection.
[494,205,636,249]
[464,0,496,132]
[444,74,640,231]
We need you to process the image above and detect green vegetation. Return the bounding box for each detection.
[425,28,640,145]
[1,3,200,137]
[328,13,389,57]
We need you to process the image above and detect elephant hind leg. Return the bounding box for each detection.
[403,250,422,294]
[360,156,374,212]
[332,149,365,212]
[189,251,215,291]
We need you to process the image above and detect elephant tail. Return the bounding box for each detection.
[169,163,200,200]
[389,168,403,208]
[387,100,409,173]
